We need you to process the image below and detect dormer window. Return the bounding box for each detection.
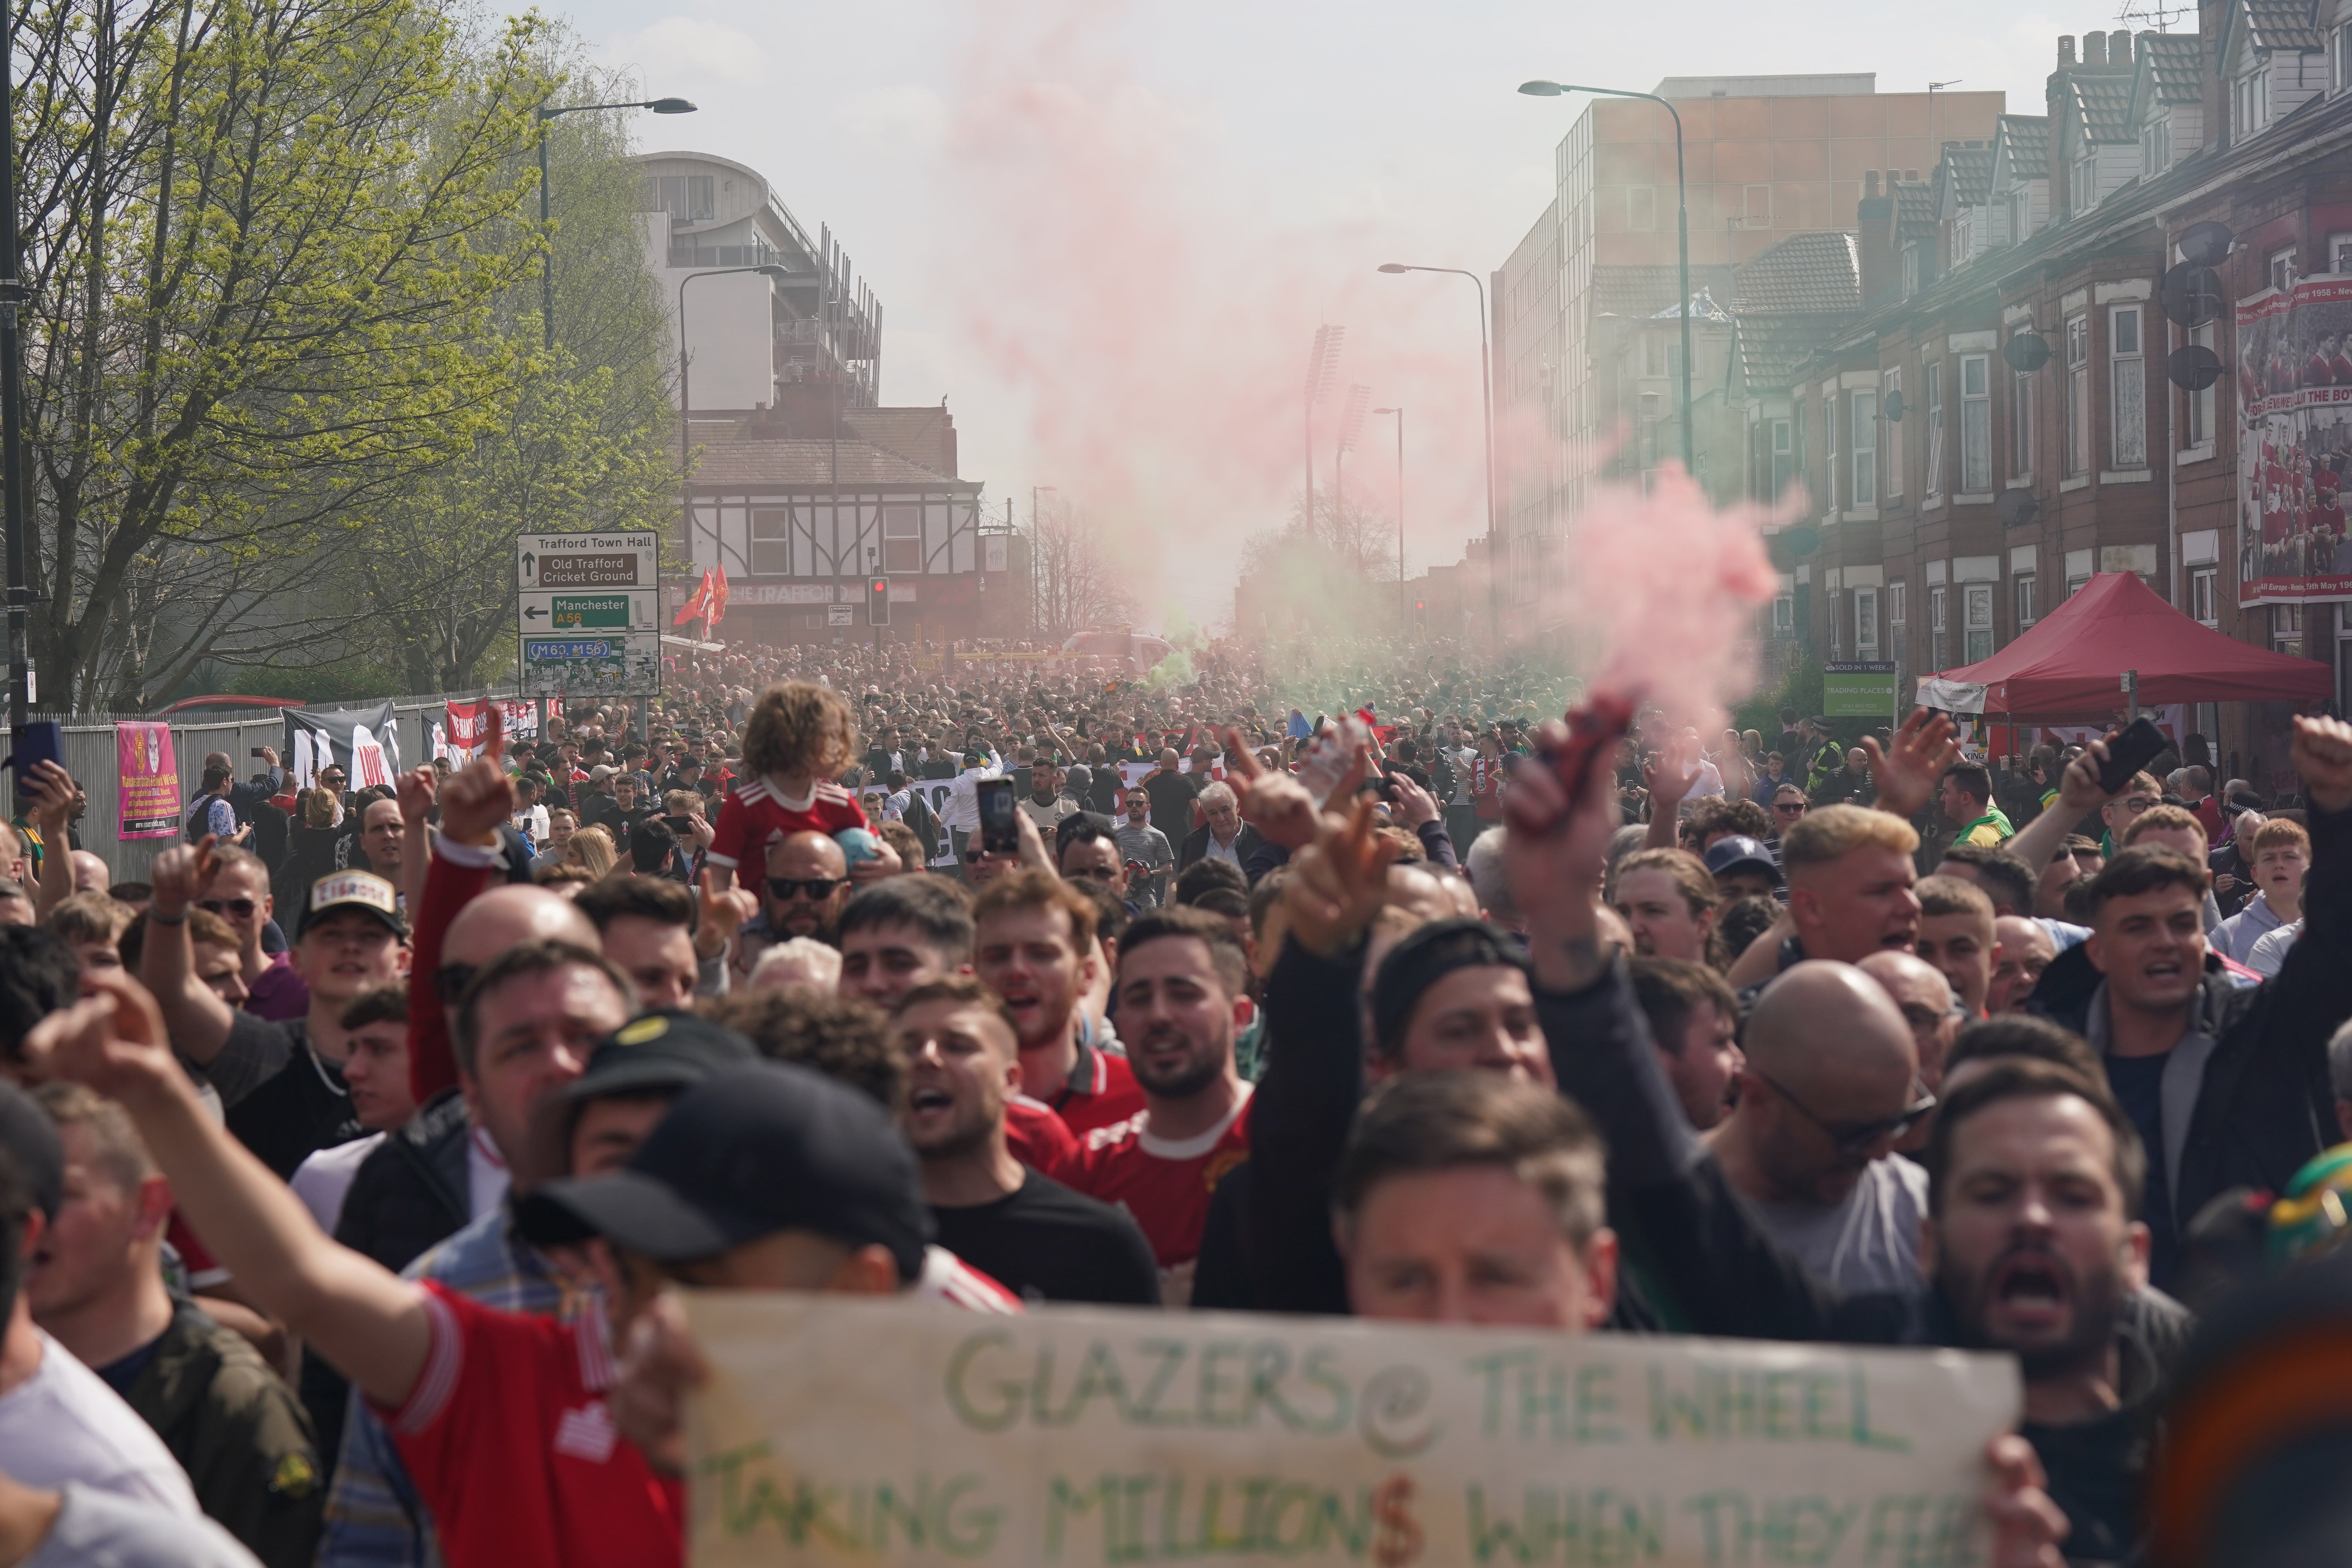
[2074,148,2097,210]
[2236,64,2270,136]
[1902,245,1920,297]
[2142,114,2168,177]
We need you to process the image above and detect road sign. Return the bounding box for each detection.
[1823,661,1899,719]
[517,533,661,696]
[826,603,854,627]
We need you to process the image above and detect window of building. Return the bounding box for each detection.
[1961,354,1991,492]
[1769,417,1795,498]
[750,506,793,575]
[2011,352,2034,479]
[2269,246,2298,294]
[2237,65,2271,138]
[1828,588,1842,659]
[2110,304,2146,468]
[2332,232,2352,272]
[1850,390,1878,507]
[1925,361,1945,500]
[2274,602,2304,659]
[647,174,717,222]
[1824,391,1839,513]
[1964,583,1994,661]
[2010,189,2031,244]
[2190,564,2219,624]
[1902,247,1920,298]
[1930,584,1949,669]
[2014,571,2036,632]
[883,506,924,573]
[1628,187,1657,230]
[2065,314,2090,476]
[2338,22,2352,91]
[1773,587,1794,634]
[1855,586,1880,655]
[1890,580,1908,679]
[1884,368,1904,497]
[2073,149,2097,211]
[1639,392,1663,467]
[2142,114,2169,178]
[2067,568,2090,598]
[2186,319,2216,446]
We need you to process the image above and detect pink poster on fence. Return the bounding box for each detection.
[116,722,180,840]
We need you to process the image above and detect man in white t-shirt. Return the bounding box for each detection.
[0,1083,198,1520]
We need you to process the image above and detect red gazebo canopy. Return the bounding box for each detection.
[1911,572,2333,723]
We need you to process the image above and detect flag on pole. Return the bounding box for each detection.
[673,570,714,626]
[708,564,730,630]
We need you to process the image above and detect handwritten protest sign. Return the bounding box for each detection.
[682,1295,2018,1567]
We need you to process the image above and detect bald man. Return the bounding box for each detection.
[1703,962,1935,1292]
[1988,915,2057,1014]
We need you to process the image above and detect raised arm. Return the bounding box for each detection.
[1641,737,1699,850]
[2004,735,2124,889]
[28,974,432,1409]
[1860,708,1961,823]
[21,761,75,920]
[403,722,514,1102]
[2254,716,2352,1122]
[139,840,235,1065]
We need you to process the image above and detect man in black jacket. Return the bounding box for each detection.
[1176,780,1263,873]
[2025,721,2352,1291]
[1494,720,2215,1564]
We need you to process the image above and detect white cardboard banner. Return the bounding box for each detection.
[682,1295,2019,1568]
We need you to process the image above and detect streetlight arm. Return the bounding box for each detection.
[1376,264,1497,635]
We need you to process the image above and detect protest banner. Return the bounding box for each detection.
[114,722,180,840]
[682,1294,2019,1568]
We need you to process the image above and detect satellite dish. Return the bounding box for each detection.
[2158,263,2225,328]
[2177,221,2234,268]
[2168,344,2224,391]
[1779,524,1821,560]
[1884,389,1906,422]
[2003,332,2051,374]
[1994,489,2040,528]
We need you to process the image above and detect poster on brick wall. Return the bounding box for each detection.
[2236,272,2352,605]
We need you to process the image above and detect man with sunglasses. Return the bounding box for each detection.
[194,846,306,1023]
[1767,781,1809,840]
[732,831,851,985]
[1704,962,1936,1293]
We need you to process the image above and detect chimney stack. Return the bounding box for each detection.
[1866,171,1880,196]
[2084,30,2106,65]
[2115,31,2133,65]
[2058,34,2076,65]
[1857,173,1897,305]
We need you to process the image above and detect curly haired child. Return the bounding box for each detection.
[704,682,868,891]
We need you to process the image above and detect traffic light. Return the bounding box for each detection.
[867,576,891,625]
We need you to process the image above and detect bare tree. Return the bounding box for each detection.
[1029,499,1133,637]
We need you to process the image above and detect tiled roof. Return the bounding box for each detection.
[2244,0,2323,52]
[686,436,973,491]
[1590,264,1736,319]
[1996,114,2050,171]
[1731,231,1859,314]
[1737,320,1846,389]
[1935,143,1995,209]
[2138,32,2205,105]
[2072,74,2138,142]
[1891,180,1938,243]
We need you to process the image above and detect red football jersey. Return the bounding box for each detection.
[1039,1041,1147,1140]
[1070,1087,1252,1278]
[385,1284,684,1568]
[705,775,867,873]
[1005,1094,1081,1181]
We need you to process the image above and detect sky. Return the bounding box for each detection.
[558,0,2103,630]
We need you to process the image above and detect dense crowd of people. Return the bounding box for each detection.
[0,628,2345,1566]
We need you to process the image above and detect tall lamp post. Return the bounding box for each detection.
[538,96,697,351]
[1373,406,1404,630]
[677,264,789,627]
[1377,263,1499,633]
[1518,80,1691,471]
[1,15,25,730]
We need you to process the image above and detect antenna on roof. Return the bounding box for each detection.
[2114,0,2190,28]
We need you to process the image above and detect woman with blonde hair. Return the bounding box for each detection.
[565,825,616,879]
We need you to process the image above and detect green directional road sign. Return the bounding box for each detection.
[552,594,630,629]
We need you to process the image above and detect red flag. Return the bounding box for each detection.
[708,564,730,630]
[672,570,713,626]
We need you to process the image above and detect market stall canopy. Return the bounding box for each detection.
[1912,572,2333,723]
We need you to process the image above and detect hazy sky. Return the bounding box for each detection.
[558,0,2093,626]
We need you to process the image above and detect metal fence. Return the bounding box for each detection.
[3,690,518,885]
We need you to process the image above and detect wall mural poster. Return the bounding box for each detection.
[2237,272,2352,605]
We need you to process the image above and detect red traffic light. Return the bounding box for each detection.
[871,579,886,593]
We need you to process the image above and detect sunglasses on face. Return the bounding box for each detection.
[1759,1070,1937,1158]
[767,876,845,902]
[199,898,259,920]
[1775,802,1808,815]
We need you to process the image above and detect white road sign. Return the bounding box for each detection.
[517,533,662,696]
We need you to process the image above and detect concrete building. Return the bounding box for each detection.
[1494,75,2005,627]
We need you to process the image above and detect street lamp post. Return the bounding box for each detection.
[1,0,25,731]
[677,264,789,631]
[1519,81,1691,472]
[1374,407,1404,630]
[538,96,697,352]
[1377,264,1499,633]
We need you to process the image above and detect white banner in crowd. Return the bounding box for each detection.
[682,1295,2019,1568]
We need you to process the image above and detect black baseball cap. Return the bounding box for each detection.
[517,1061,931,1278]
[556,1012,756,1107]
[1370,917,1534,1057]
